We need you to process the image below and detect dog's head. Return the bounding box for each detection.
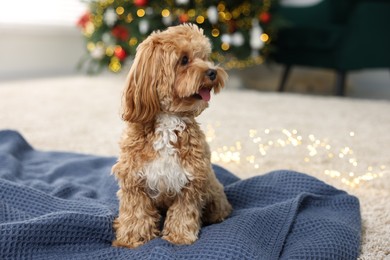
[122,23,227,123]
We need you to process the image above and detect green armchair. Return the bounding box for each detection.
[271,0,390,96]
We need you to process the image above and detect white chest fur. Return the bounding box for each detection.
[140,114,193,197]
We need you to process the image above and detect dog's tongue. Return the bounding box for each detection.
[199,88,211,102]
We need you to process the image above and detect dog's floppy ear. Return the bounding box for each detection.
[122,38,161,123]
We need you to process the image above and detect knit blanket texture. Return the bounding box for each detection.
[0,130,361,259]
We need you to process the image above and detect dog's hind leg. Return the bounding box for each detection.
[202,174,232,224]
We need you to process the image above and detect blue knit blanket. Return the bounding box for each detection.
[0,130,361,259]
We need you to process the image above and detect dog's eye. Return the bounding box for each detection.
[181,56,189,66]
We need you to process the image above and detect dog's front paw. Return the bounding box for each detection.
[112,237,149,249]
[112,230,159,249]
[162,231,198,245]
[112,217,159,249]
[161,208,201,245]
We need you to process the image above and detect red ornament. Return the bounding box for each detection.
[114,47,127,61]
[77,12,91,29]
[112,25,129,41]
[259,12,271,24]
[134,0,148,6]
[179,14,189,23]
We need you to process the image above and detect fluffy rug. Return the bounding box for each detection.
[0,75,389,259]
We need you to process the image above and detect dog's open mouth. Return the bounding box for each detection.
[192,88,211,102]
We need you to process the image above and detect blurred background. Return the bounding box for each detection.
[1,2,389,257]
[0,0,389,99]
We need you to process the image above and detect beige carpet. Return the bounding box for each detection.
[0,75,389,259]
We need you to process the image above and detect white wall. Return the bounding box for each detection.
[0,25,85,80]
[0,0,86,81]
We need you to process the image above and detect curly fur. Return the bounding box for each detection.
[112,24,231,248]
[140,114,193,198]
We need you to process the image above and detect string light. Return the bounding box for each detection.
[224,12,232,21]
[93,15,103,27]
[217,3,225,12]
[204,124,386,189]
[161,9,170,17]
[211,28,220,37]
[84,22,95,37]
[128,37,138,46]
[116,6,124,15]
[125,13,133,23]
[105,46,114,56]
[136,9,145,17]
[109,57,121,72]
[87,42,95,51]
[260,33,269,42]
[188,9,196,18]
[221,42,230,51]
[196,15,205,24]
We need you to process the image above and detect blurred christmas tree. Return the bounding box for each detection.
[77,0,281,73]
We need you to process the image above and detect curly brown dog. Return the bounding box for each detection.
[112,24,231,248]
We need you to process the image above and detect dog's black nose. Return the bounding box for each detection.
[206,69,217,81]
